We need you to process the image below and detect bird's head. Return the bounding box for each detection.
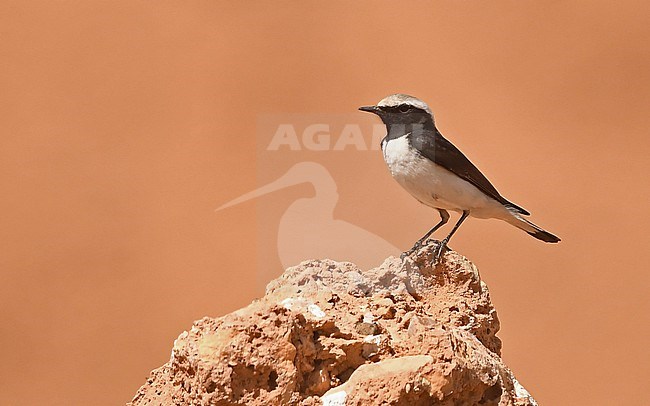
[359,94,434,127]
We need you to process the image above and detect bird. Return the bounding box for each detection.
[359,93,560,260]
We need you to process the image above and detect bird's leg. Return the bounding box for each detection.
[413,208,450,250]
[434,210,470,262]
[402,209,449,259]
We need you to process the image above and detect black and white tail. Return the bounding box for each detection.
[505,206,561,243]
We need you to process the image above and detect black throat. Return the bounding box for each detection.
[384,121,438,147]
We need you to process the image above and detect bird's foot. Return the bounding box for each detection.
[433,239,449,263]
[400,240,424,260]
[423,238,437,246]
[400,247,417,260]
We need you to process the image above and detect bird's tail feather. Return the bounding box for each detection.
[505,203,530,216]
[505,208,561,243]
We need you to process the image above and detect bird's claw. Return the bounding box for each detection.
[402,239,451,263]
[433,240,448,263]
[400,247,416,260]
[400,240,423,260]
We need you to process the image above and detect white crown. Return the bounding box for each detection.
[376,94,432,115]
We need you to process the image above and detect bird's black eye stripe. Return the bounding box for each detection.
[398,104,412,113]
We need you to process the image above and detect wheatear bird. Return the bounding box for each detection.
[359,94,560,259]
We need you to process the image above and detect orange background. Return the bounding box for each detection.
[2,2,649,405]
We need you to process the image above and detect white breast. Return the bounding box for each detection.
[381,134,506,218]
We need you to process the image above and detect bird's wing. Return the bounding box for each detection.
[411,130,530,215]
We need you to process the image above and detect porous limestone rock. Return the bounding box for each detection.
[129,241,537,406]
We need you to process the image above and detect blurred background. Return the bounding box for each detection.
[1,1,649,405]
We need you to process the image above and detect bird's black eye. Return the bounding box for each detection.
[398,104,412,113]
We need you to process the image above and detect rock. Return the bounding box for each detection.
[129,241,537,405]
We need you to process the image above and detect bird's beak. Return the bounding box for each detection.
[358,105,380,114]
